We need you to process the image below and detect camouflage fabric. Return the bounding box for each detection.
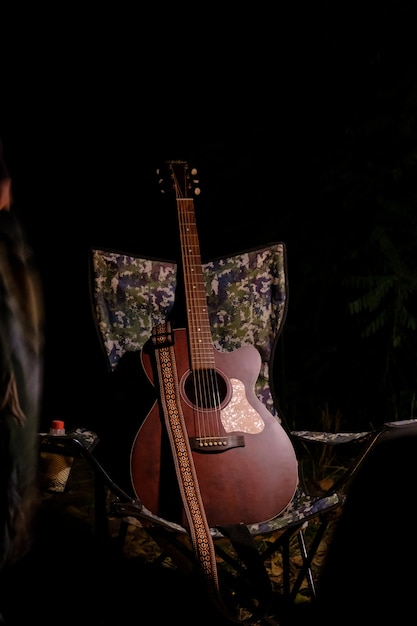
[91,250,177,368]
[291,430,372,444]
[109,487,344,539]
[203,245,287,414]
[91,243,287,415]
[109,486,343,539]
[211,488,344,539]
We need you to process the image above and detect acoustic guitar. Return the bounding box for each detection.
[130,160,298,528]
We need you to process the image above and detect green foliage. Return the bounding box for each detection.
[346,223,417,346]
[279,33,417,429]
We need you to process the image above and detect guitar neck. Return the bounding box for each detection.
[177,197,214,371]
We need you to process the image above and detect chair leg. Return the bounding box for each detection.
[93,472,110,542]
[281,535,291,597]
[260,518,331,604]
[288,519,329,602]
[117,518,130,549]
[296,529,316,597]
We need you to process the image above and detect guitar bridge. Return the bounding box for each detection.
[189,435,245,453]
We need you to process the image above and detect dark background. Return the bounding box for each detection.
[1,2,416,447]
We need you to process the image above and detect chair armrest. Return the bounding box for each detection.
[290,431,372,445]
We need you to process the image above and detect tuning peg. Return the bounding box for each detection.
[156,168,166,194]
[191,167,200,195]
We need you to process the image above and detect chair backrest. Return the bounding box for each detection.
[90,242,288,418]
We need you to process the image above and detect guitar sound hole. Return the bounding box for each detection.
[183,369,228,409]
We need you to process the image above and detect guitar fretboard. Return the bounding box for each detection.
[177,198,214,370]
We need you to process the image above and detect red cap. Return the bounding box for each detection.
[51,420,65,430]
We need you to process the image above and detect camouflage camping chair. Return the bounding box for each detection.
[87,242,384,625]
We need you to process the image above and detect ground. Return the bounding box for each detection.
[0,456,337,626]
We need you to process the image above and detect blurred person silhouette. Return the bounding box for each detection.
[0,138,44,606]
[0,159,11,211]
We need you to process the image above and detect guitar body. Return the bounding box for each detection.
[130,327,298,528]
[130,160,298,529]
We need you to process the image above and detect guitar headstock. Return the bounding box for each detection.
[157,160,201,200]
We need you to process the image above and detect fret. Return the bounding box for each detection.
[177,194,214,370]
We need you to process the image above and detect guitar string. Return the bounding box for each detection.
[187,197,222,443]
[173,161,223,443]
[188,201,222,442]
[178,196,204,441]
[177,194,222,445]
